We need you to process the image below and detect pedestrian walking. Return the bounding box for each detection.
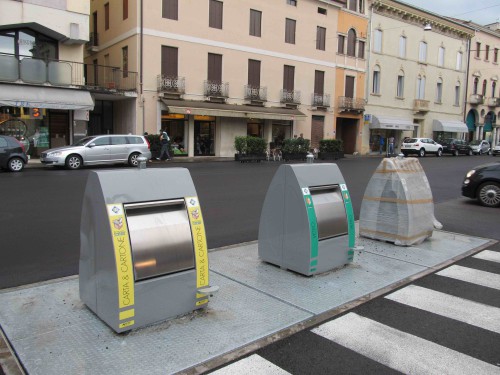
[388,136,395,155]
[158,129,171,161]
[379,136,385,155]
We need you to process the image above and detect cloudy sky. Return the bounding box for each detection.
[400,0,500,26]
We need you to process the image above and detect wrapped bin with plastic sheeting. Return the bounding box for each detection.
[359,157,442,246]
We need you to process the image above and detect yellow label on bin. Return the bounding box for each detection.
[119,320,135,329]
[185,197,209,290]
[107,204,135,312]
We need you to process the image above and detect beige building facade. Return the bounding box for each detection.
[455,20,500,147]
[363,0,474,155]
[86,0,371,157]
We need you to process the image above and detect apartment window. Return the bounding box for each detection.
[287,0,297,5]
[416,75,426,99]
[399,36,406,58]
[456,52,463,70]
[348,0,356,11]
[285,18,296,44]
[122,46,128,78]
[208,53,222,82]
[250,9,262,37]
[318,7,327,15]
[476,42,481,58]
[314,70,325,95]
[482,79,487,96]
[358,40,365,59]
[283,65,295,90]
[123,0,128,20]
[161,46,178,77]
[347,29,356,57]
[492,81,497,98]
[209,0,223,29]
[162,0,178,20]
[373,29,382,53]
[372,65,381,94]
[104,3,109,30]
[438,47,445,67]
[316,27,326,51]
[338,35,345,54]
[494,48,498,63]
[485,45,490,60]
[248,59,261,87]
[454,82,460,106]
[419,41,427,62]
[436,78,443,103]
[473,77,479,94]
[345,76,355,98]
[397,72,404,98]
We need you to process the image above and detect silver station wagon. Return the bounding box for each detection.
[40,135,151,170]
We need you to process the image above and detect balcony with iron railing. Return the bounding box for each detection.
[0,53,137,92]
[86,32,99,52]
[157,75,185,96]
[413,99,430,112]
[204,80,229,100]
[280,89,301,105]
[312,93,331,108]
[337,96,365,112]
[486,97,500,107]
[244,85,267,103]
[469,94,484,105]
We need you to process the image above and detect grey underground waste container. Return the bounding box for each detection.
[258,164,355,276]
[79,168,213,333]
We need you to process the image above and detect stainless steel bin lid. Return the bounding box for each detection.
[309,185,348,240]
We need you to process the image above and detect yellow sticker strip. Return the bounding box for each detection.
[119,308,135,321]
[107,204,135,315]
[185,197,209,294]
[119,320,135,329]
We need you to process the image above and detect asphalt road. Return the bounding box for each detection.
[0,155,499,289]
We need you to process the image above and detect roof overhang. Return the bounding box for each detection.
[0,84,94,110]
[369,115,415,130]
[161,99,306,121]
[432,119,469,133]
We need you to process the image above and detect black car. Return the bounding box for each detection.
[0,135,28,172]
[462,162,500,207]
[441,138,473,156]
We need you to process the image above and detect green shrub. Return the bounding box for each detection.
[234,136,248,154]
[319,139,344,153]
[282,138,310,154]
[234,136,266,154]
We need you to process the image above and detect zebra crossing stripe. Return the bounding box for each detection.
[473,250,500,264]
[312,312,500,375]
[210,354,291,375]
[385,285,500,334]
[437,265,500,291]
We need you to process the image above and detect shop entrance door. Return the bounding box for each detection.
[48,110,70,148]
[194,120,215,155]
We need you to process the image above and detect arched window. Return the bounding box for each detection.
[416,74,426,99]
[454,81,461,106]
[473,77,479,94]
[492,81,497,98]
[482,80,487,96]
[436,78,443,103]
[347,29,357,57]
[372,65,381,94]
[397,70,405,98]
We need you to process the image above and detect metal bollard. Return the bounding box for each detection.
[137,155,147,169]
[306,152,314,164]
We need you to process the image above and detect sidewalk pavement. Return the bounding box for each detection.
[0,227,495,375]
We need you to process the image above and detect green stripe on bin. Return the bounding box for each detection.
[303,194,319,261]
[340,185,356,251]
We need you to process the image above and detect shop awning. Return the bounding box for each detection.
[369,116,414,130]
[0,84,94,110]
[432,119,468,133]
[161,99,306,121]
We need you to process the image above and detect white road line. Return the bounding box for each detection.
[312,313,499,375]
[210,354,291,375]
[473,250,500,264]
[437,265,500,291]
[385,285,500,334]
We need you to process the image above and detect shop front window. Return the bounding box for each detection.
[271,122,292,148]
[194,116,216,156]
[247,121,263,137]
[161,111,187,156]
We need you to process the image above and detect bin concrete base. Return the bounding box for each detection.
[0,228,494,375]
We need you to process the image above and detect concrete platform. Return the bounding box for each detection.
[0,229,494,375]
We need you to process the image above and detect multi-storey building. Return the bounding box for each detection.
[86,0,369,157]
[363,0,474,155]
[0,0,95,159]
[453,20,500,147]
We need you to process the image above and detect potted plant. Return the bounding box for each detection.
[234,136,267,162]
[282,138,310,161]
[318,139,344,160]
